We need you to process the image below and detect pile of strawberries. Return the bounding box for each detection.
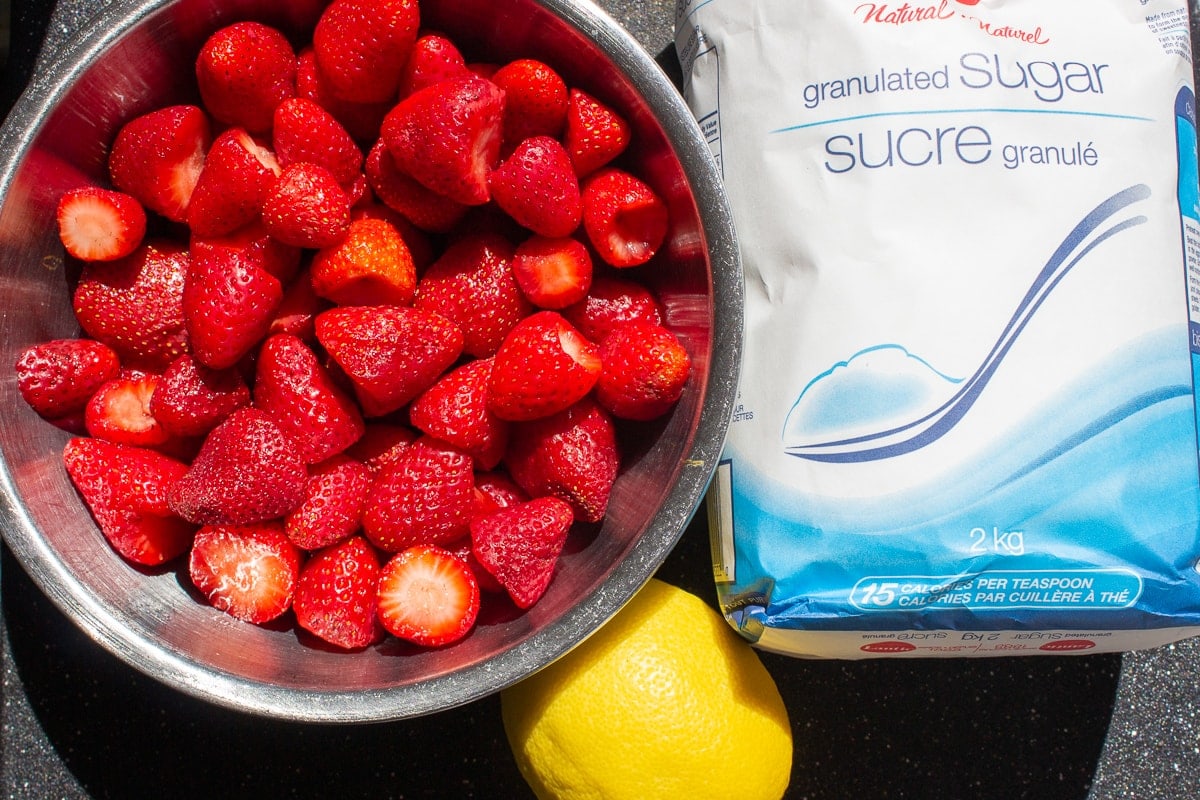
[13,0,693,650]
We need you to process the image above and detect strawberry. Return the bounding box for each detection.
[409,357,509,470]
[380,75,506,205]
[261,161,352,249]
[504,397,619,523]
[150,354,251,438]
[194,21,296,135]
[312,0,420,104]
[183,233,284,371]
[293,535,384,648]
[85,371,171,448]
[272,97,364,189]
[512,235,592,309]
[268,268,330,341]
[188,521,301,624]
[473,469,529,515]
[168,407,308,526]
[253,333,365,464]
[285,454,373,551]
[295,47,392,144]
[193,221,302,284]
[376,544,480,646]
[108,104,211,223]
[445,535,505,594]
[491,58,568,151]
[560,275,663,343]
[315,304,463,417]
[62,437,195,566]
[186,127,281,238]
[310,216,416,307]
[488,135,581,238]
[344,422,418,477]
[72,239,190,371]
[351,201,435,270]
[487,310,601,421]
[563,88,631,178]
[470,496,574,608]
[581,168,669,268]
[413,232,530,357]
[596,321,691,421]
[15,338,120,420]
[397,32,469,98]
[364,139,468,233]
[362,437,477,551]
[56,186,146,262]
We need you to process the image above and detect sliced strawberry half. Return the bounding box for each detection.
[56,186,147,262]
[511,235,593,310]
[376,544,480,647]
[85,371,171,448]
[187,521,302,624]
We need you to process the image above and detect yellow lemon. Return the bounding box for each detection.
[501,578,793,800]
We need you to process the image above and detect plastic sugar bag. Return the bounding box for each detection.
[675,0,1200,657]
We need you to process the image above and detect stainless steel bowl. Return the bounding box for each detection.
[0,0,741,722]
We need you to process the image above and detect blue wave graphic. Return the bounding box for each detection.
[784,184,1151,462]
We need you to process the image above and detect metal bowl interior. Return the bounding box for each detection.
[0,0,741,722]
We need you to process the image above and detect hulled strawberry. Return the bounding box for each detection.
[285,454,373,551]
[315,304,463,417]
[150,353,251,439]
[295,47,392,144]
[15,338,120,421]
[195,21,296,135]
[397,32,469,98]
[108,104,211,223]
[56,186,146,262]
[310,216,416,307]
[409,357,509,470]
[63,437,195,566]
[596,320,691,421]
[487,310,601,421]
[511,235,593,309]
[491,58,568,152]
[186,127,281,238]
[362,437,476,552]
[504,397,619,523]
[344,422,418,477]
[72,239,190,371]
[488,135,581,238]
[294,534,384,648]
[253,333,365,464]
[188,521,301,624]
[581,168,669,268]
[470,496,574,608]
[168,407,308,526]
[563,88,631,178]
[85,371,171,448]
[261,161,352,249]
[376,544,479,646]
[272,97,364,189]
[312,0,420,104]
[380,75,506,205]
[560,275,664,343]
[365,139,468,232]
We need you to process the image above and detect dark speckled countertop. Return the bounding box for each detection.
[3,2,1200,798]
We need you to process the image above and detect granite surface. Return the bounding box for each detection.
[3,1,1200,798]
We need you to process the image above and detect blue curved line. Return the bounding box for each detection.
[771,107,1153,133]
[787,184,1150,463]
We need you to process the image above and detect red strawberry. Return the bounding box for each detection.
[293,535,384,648]
[312,0,420,104]
[310,216,416,307]
[596,321,691,421]
[563,89,631,178]
[362,437,476,552]
[581,168,669,268]
[15,338,120,420]
[504,398,619,523]
[62,437,195,566]
[445,536,505,594]
[364,139,468,233]
[295,47,392,143]
[511,235,592,309]
[351,201,435,270]
[380,75,505,205]
[272,97,364,189]
[560,275,663,343]
[488,136,581,238]
[413,232,530,358]
[85,372,171,448]
[409,357,509,470]
[315,304,463,417]
[285,454,372,550]
[261,162,352,249]
[397,32,469,98]
[487,310,601,421]
[183,233,284,370]
[473,469,529,516]
[253,333,365,464]
[470,496,573,608]
[56,187,146,262]
[72,239,190,371]
[195,21,296,135]
[168,407,308,526]
[150,354,251,438]
[376,544,480,646]
[108,105,211,222]
[188,521,301,624]
[491,58,568,151]
[344,422,418,477]
[193,221,302,284]
[268,268,330,341]
[186,127,281,238]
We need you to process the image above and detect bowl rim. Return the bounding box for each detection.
[0,0,743,722]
